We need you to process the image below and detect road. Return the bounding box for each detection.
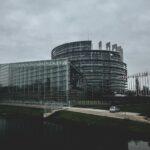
[66,107,150,124]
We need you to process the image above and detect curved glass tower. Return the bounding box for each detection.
[52,41,127,97]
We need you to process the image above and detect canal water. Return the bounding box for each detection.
[0,117,149,150]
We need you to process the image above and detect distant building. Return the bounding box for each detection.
[0,40,127,102]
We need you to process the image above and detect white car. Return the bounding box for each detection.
[109,106,120,113]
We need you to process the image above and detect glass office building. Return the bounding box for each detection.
[0,40,127,102]
[52,41,127,98]
[0,59,86,102]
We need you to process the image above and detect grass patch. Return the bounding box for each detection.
[48,110,150,139]
[119,104,150,117]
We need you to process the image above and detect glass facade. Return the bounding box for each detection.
[52,41,127,98]
[0,59,68,102]
[0,40,127,103]
[0,59,86,102]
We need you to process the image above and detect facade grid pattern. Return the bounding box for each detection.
[52,41,127,97]
[0,59,69,102]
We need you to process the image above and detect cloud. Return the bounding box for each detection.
[0,0,150,75]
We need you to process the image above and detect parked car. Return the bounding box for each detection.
[109,106,120,113]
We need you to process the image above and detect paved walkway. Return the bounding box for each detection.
[66,107,150,124]
[1,103,150,124]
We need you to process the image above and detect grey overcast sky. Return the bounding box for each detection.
[0,0,150,75]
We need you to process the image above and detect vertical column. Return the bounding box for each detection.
[43,61,46,101]
[38,63,40,102]
[106,42,111,51]
[66,61,69,104]
[50,63,52,101]
[33,64,35,101]
[98,41,102,50]
[147,73,150,96]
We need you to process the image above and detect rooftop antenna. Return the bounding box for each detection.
[87,32,93,49]
[87,31,92,41]
[87,32,90,40]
